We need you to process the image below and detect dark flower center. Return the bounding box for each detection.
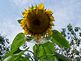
[28,11,50,34]
[33,19,40,26]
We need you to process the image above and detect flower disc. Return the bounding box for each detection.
[27,10,50,34]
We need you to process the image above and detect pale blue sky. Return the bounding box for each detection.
[0,0,81,43]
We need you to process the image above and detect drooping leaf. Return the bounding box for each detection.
[51,30,70,48]
[33,42,55,61]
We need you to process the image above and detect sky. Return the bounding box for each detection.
[0,0,81,43]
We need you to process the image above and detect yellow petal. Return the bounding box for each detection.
[20,20,24,24]
[50,31,53,35]
[38,3,44,10]
[48,29,53,35]
[20,19,26,27]
[24,29,28,35]
[45,9,53,15]
[22,10,29,17]
[29,5,37,10]
[50,16,55,21]
[50,21,54,26]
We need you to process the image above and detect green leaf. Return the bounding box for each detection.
[33,42,55,61]
[13,48,22,54]
[3,33,26,59]
[51,30,70,48]
[11,33,26,54]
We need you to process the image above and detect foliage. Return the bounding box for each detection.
[51,30,70,48]
[1,29,71,61]
[0,34,9,61]
[55,24,81,61]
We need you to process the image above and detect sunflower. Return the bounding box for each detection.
[20,3,55,43]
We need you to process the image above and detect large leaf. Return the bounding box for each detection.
[33,42,56,61]
[51,30,70,48]
[3,33,26,59]
[11,33,26,54]
[7,55,30,61]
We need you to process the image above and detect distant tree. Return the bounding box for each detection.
[0,34,10,61]
[55,24,81,61]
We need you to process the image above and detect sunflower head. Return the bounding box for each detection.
[20,3,55,43]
